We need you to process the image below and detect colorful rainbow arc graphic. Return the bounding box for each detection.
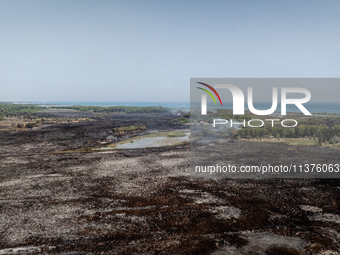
[196,82,223,106]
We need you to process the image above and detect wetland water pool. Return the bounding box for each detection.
[94,131,190,150]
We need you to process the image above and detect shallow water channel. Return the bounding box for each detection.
[94,131,190,150]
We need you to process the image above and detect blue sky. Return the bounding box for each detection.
[0,0,339,102]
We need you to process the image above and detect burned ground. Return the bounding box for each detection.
[0,113,185,155]
[1,112,340,254]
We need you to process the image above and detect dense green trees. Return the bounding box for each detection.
[210,109,251,122]
[0,104,43,115]
[0,103,170,115]
[237,124,340,144]
[51,105,169,114]
[193,109,251,124]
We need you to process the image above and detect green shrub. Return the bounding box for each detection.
[178,118,189,124]
[113,126,146,132]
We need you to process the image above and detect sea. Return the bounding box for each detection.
[13,101,340,115]
[21,101,190,109]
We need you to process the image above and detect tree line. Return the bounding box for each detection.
[0,104,43,115]
[237,124,340,145]
[51,105,170,114]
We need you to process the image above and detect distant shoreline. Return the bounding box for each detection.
[5,101,190,109]
[1,101,340,114]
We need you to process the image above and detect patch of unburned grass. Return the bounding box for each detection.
[177,118,190,124]
[113,126,146,132]
[285,138,318,146]
[243,138,320,147]
[321,143,340,149]
[53,147,95,153]
[167,131,186,137]
[0,128,29,132]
